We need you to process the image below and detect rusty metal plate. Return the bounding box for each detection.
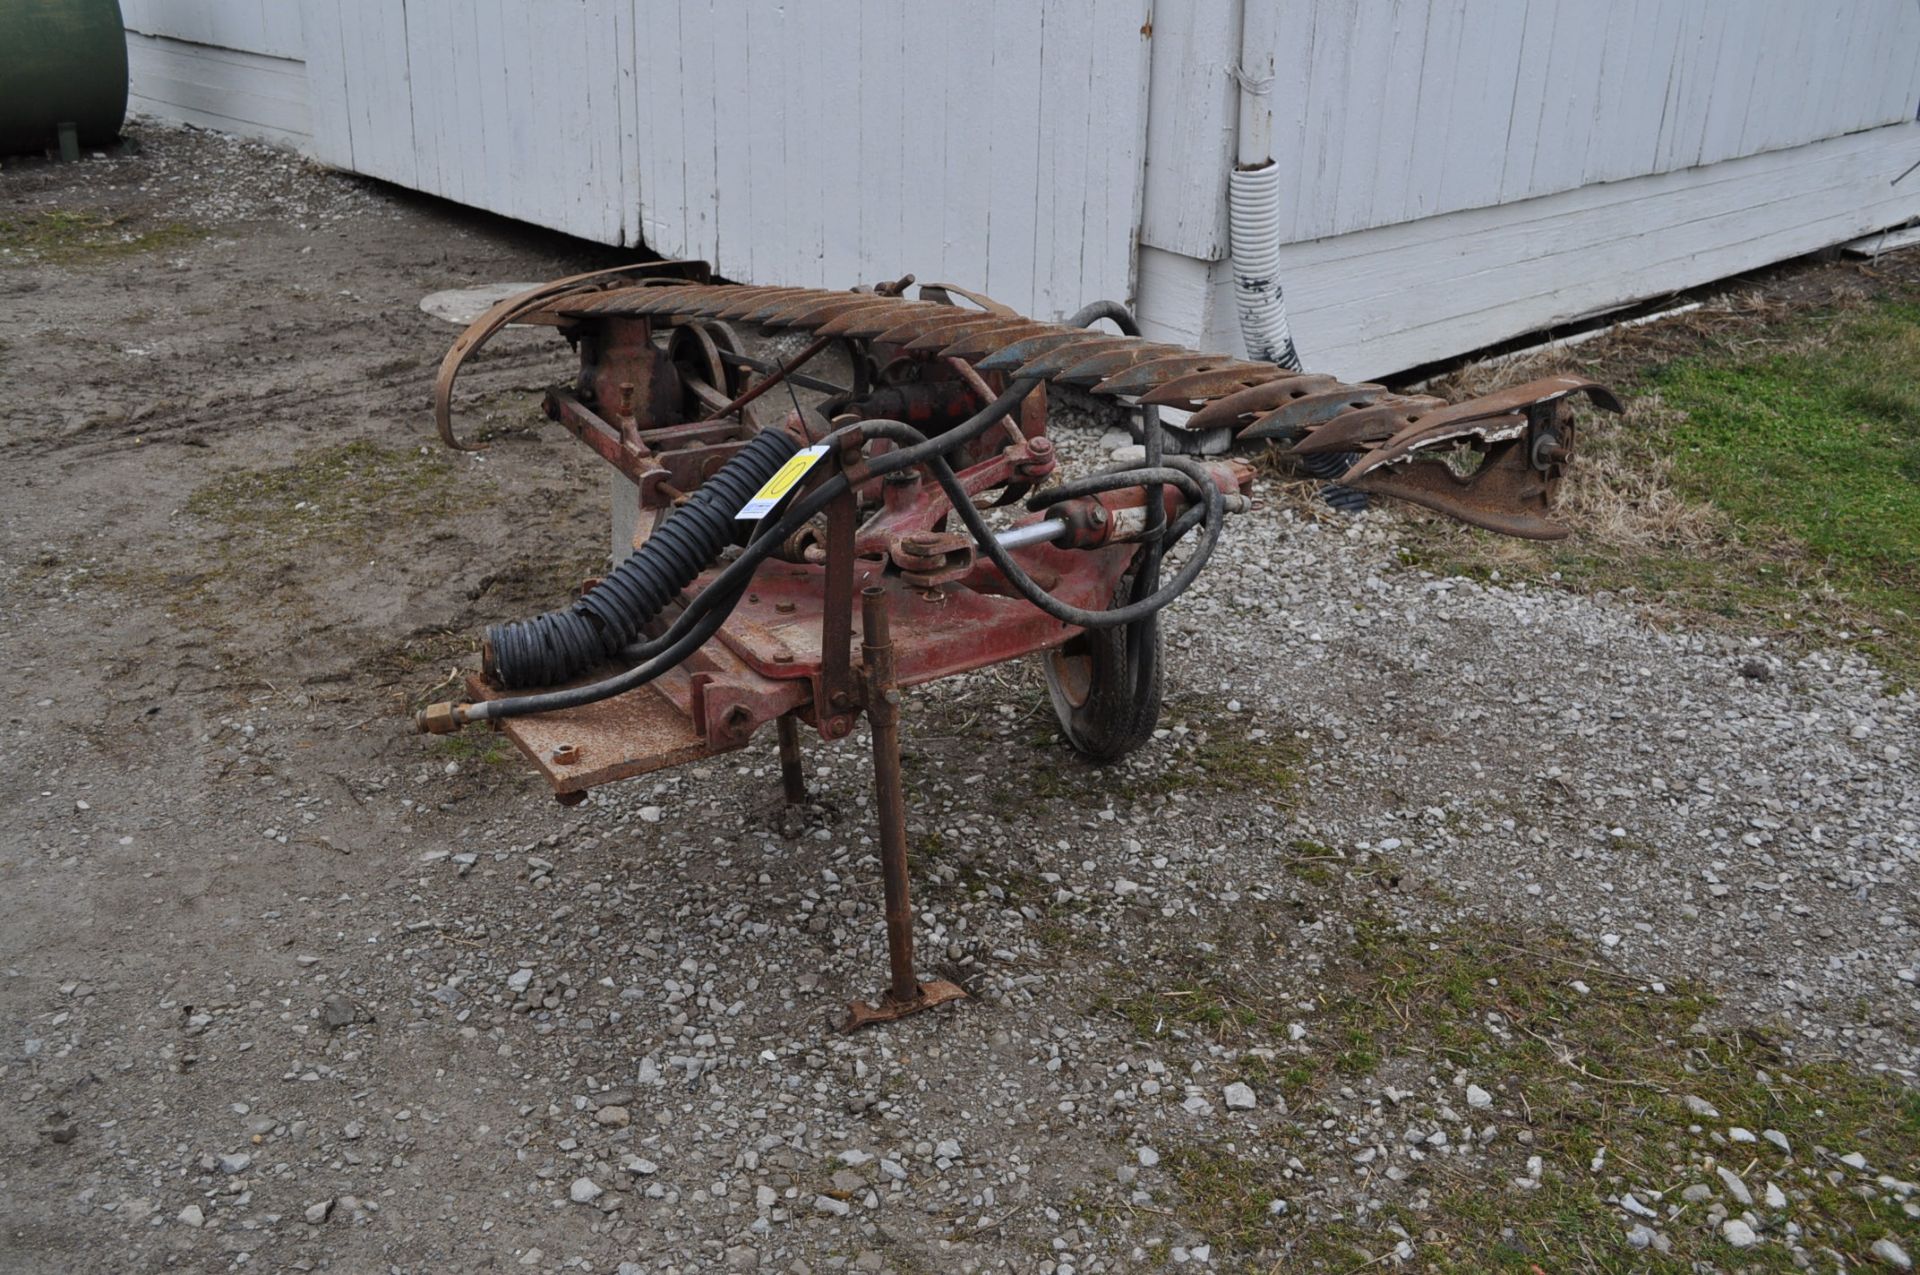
[466,673,718,795]
[1345,429,1567,541]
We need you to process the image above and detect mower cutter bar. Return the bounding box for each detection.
[443,272,1618,539]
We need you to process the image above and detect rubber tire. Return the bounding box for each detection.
[1043,580,1164,763]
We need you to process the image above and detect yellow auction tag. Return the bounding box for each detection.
[736,444,829,519]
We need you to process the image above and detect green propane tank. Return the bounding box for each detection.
[0,0,129,155]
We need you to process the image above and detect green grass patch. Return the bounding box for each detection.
[432,730,516,767]
[0,209,202,265]
[1400,297,1920,688]
[1134,720,1305,801]
[1650,301,1920,682]
[1655,302,1920,589]
[1099,913,1920,1269]
[186,440,468,550]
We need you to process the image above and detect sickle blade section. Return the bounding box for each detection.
[902,316,1020,352]
[938,321,1061,360]
[813,298,924,336]
[1011,336,1143,380]
[866,309,983,345]
[1092,354,1243,398]
[1182,375,1337,432]
[1053,345,1183,387]
[975,331,1102,373]
[1141,365,1293,409]
[746,292,842,324]
[1236,385,1387,440]
[768,296,891,330]
[714,288,813,320]
[1290,398,1444,454]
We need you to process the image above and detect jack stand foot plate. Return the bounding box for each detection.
[837,979,968,1033]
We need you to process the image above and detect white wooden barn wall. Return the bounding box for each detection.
[1136,0,1920,374]
[120,0,311,146]
[1268,0,1920,245]
[1141,0,1920,261]
[300,0,1154,323]
[123,1,1920,375]
[1136,122,1920,379]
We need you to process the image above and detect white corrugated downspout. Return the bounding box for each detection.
[1229,2,1361,507]
[1227,2,1299,371]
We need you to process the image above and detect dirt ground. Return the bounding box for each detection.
[3,125,1916,1275]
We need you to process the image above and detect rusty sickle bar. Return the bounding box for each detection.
[436,276,1618,537]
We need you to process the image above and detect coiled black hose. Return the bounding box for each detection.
[1300,449,1369,513]
[450,359,1228,727]
[484,428,800,687]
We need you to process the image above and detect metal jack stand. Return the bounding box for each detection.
[839,586,968,1032]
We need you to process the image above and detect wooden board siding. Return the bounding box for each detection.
[1140,0,1920,258]
[1137,122,1920,381]
[301,0,1154,320]
[125,1,1920,377]
[124,32,311,148]
[121,0,303,61]
[120,0,308,149]
[1263,0,1920,244]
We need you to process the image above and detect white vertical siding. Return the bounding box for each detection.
[1139,122,1920,379]
[300,1,1154,316]
[1138,0,1240,260]
[1255,0,1920,243]
[306,1,643,247]
[121,2,309,147]
[121,0,304,61]
[128,1,1920,377]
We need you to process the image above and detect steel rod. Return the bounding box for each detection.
[992,518,1068,551]
[713,345,848,403]
[861,586,919,1006]
[776,714,806,805]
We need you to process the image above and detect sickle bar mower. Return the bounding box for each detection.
[416,262,1617,1030]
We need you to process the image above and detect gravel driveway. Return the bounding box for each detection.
[2,125,1914,1274]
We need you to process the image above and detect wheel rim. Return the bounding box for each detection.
[1046,637,1095,710]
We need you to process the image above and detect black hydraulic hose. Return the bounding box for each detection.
[857,421,1226,630]
[484,428,800,687]
[1063,299,1161,704]
[452,365,1227,726]
[464,582,744,723]
[1063,300,1141,334]
[450,382,1041,724]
